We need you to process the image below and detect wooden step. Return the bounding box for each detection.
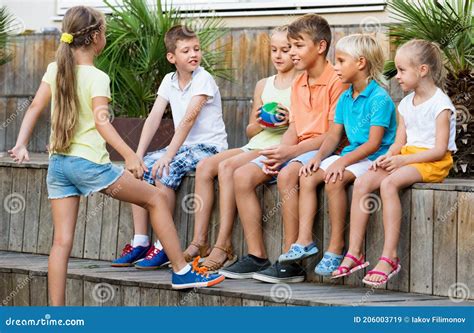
[0,251,472,307]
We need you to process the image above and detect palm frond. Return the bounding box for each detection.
[384,0,473,79]
[96,0,232,117]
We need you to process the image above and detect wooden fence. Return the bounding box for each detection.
[0,26,403,152]
[0,158,473,299]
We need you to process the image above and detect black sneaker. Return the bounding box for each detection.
[219,255,271,279]
[252,262,305,283]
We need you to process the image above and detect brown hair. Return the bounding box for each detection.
[51,6,104,153]
[397,39,445,87]
[288,14,332,55]
[164,25,198,53]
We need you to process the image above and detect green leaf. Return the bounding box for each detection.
[96,0,232,117]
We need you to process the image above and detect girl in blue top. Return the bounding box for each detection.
[8,6,224,305]
[277,34,397,278]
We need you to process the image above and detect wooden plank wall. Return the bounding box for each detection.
[0,27,403,153]
[0,164,472,299]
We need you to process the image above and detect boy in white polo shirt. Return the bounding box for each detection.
[112,25,228,269]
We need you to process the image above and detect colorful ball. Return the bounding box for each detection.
[259,102,283,126]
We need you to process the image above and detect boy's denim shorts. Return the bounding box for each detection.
[143,143,219,190]
[47,154,124,199]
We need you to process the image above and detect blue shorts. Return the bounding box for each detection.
[250,150,319,183]
[143,144,219,190]
[47,154,124,199]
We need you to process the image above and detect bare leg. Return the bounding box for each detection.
[276,162,303,252]
[131,180,175,239]
[324,172,356,255]
[234,163,272,258]
[364,166,422,283]
[295,169,325,245]
[103,171,188,273]
[186,149,245,257]
[331,169,389,276]
[203,150,261,266]
[49,196,80,306]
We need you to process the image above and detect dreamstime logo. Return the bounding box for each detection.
[359,16,382,34]
[181,194,203,214]
[359,193,381,214]
[455,104,471,125]
[93,105,115,125]
[270,283,292,303]
[4,193,26,214]
[448,282,470,303]
[92,283,115,304]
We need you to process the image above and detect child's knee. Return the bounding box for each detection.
[217,159,234,176]
[380,177,398,195]
[52,234,74,252]
[325,179,345,193]
[233,166,256,191]
[277,166,299,189]
[353,177,371,194]
[197,157,218,178]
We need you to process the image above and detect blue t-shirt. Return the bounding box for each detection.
[334,80,396,161]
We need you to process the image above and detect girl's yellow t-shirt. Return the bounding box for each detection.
[42,62,112,164]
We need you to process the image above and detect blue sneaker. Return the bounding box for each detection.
[172,258,225,289]
[278,242,319,264]
[135,245,170,270]
[111,243,150,267]
[314,251,344,276]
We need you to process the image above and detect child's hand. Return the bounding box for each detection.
[125,154,148,179]
[8,145,30,164]
[260,144,291,164]
[262,159,280,175]
[273,104,290,128]
[299,157,321,177]
[152,155,173,179]
[324,159,346,183]
[382,155,406,173]
[370,152,392,171]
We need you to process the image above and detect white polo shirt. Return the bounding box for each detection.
[157,66,228,151]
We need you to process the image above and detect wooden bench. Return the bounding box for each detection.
[0,153,473,300]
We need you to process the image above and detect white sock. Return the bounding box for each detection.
[175,264,191,275]
[154,240,163,251]
[132,235,150,247]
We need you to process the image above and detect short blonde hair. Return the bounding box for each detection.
[336,34,386,87]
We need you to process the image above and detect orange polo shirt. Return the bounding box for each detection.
[289,61,347,142]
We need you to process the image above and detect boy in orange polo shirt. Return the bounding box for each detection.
[220,14,346,283]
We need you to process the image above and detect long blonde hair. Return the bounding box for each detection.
[396,39,445,88]
[51,6,104,153]
[336,34,386,87]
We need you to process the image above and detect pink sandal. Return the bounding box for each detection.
[362,256,401,287]
[331,253,369,279]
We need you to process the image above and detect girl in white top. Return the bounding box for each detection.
[333,39,456,287]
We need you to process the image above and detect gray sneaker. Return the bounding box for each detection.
[252,262,305,283]
[219,255,271,279]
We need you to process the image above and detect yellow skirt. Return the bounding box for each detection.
[400,146,453,183]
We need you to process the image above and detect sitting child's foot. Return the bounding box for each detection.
[202,245,237,273]
[331,253,368,278]
[363,256,400,286]
[183,242,210,262]
[278,242,318,264]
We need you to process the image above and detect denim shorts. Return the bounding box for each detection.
[143,144,219,190]
[47,154,124,199]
